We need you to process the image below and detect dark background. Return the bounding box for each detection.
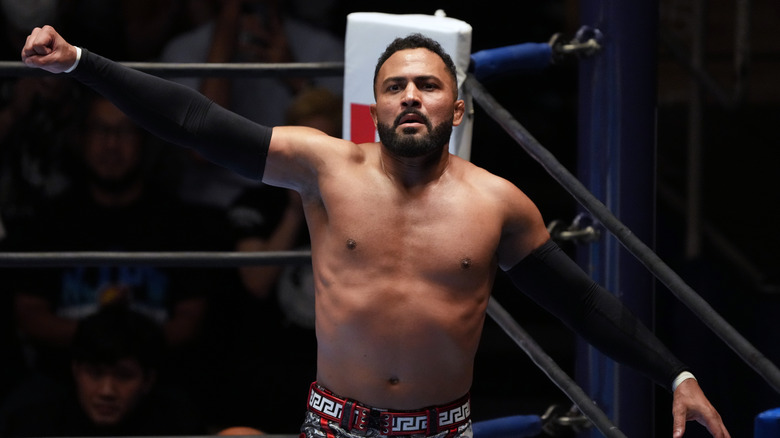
[2,1,779,436]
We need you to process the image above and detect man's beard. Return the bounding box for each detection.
[377,111,453,158]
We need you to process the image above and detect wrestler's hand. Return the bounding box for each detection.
[672,378,730,438]
[21,25,79,74]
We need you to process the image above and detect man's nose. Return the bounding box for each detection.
[102,132,122,149]
[401,83,421,107]
[97,376,118,396]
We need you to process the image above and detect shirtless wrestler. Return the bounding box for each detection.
[22,25,729,438]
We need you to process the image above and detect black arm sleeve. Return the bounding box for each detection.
[69,49,271,180]
[506,239,689,392]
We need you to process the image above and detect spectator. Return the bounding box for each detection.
[159,0,344,209]
[0,0,83,228]
[233,87,341,304]
[207,88,341,433]
[162,0,343,123]
[285,0,342,35]
[0,0,64,57]
[64,0,189,61]
[0,307,206,436]
[7,92,232,409]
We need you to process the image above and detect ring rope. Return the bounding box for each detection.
[0,250,311,267]
[465,73,780,395]
[487,298,626,438]
[0,60,345,78]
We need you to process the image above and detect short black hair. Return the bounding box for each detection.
[71,307,166,372]
[373,33,458,99]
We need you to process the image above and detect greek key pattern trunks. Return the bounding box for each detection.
[306,383,471,436]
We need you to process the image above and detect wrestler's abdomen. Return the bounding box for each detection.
[309,188,501,409]
[314,276,491,410]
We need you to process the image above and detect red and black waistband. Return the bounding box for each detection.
[307,383,471,436]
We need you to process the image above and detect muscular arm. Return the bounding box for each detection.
[506,240,730,437]
[22,26,271,180]
[70,48,272,179]
[506,239,688,390]
[494,182,687,389]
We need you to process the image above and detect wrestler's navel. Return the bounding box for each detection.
[346,239,357,250]
[461,258,472,269]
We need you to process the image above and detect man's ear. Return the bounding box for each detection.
[369,103,378,127]
[452,99,465,127]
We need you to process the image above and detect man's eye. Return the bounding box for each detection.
[84,364,105,378]
[114,369,139,382]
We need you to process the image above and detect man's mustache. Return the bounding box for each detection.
[394,110,431,129]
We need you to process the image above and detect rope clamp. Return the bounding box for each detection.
[549,26,603,63]
[547,213,601,244]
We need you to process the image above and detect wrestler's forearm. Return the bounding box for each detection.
[69,49,271,179]
[507,239,689,391]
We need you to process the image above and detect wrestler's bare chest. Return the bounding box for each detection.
[310,171,502,290]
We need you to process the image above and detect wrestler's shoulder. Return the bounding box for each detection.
[450,155,519,191]
[272,126,363,156]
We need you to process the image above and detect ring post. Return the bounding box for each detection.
[576,1,659,436]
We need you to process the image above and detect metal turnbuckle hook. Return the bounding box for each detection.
[549,26,603,63]
[541,404,592,436]
[547,213,601,244]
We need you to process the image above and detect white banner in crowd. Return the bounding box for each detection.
[343,12,474,160]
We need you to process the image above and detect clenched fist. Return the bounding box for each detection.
[21,25,79,74]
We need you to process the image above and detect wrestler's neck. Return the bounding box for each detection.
[379,144,451,190]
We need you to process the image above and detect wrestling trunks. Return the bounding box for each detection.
[306,383,471,436]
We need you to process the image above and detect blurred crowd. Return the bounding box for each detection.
[0,0,345,435]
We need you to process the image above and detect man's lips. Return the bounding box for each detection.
[395,111,429,128]
[92,402,120,416]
